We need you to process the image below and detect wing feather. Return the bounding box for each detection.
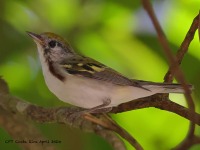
[60,56,142,87]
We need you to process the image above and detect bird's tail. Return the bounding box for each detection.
[139,82,193,93]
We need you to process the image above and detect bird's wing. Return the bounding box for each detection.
[59,56,145,88]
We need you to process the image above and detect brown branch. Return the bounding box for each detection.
[171,12,200,150]
[85,114,143,150]
[1,77,200,149]
[95,130,126,150]
[111,94,200,125]
[173,135,200,150]
[0,100,126,150]
[198,11,200,41]
[164,14,199,82]
[0,79,57,150]
[140,0,194,109]
[0,108,57,150]
[140,1,198,149]
[0,78,133,150]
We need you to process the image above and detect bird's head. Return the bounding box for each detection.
[27,31,75,62]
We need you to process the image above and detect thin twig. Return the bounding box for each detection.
[140,1,197,149]
[173,135,200,150]
[165,14,199,82]
[85,114,144,150]
[198,11,200,41]
[140,0,194,110]
[111,95,200,125]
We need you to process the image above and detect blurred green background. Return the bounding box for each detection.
[0,0,200,150]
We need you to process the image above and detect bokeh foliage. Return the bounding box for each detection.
[0,0,200,150]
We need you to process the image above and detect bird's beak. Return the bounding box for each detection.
[26,31,44,45]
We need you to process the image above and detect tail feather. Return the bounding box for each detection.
[139,81,193,93]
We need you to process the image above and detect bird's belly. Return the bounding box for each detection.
[44,71,112,108]
[62,78,112,108]
[44,73,154,109]
[42,62,154,108]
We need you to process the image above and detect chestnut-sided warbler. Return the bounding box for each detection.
[27,32,192,112]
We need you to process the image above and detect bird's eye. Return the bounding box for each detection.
[48,40,57,48]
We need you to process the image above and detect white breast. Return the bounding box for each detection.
[38,48,112,108]
[41,61,154,108]
[37,45,156,109]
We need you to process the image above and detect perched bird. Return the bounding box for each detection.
[27,32,192,112]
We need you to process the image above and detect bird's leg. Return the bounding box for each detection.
[86,98,112,114]
[67,99,112,124]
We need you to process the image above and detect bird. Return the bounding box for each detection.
[27,31,192,113]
